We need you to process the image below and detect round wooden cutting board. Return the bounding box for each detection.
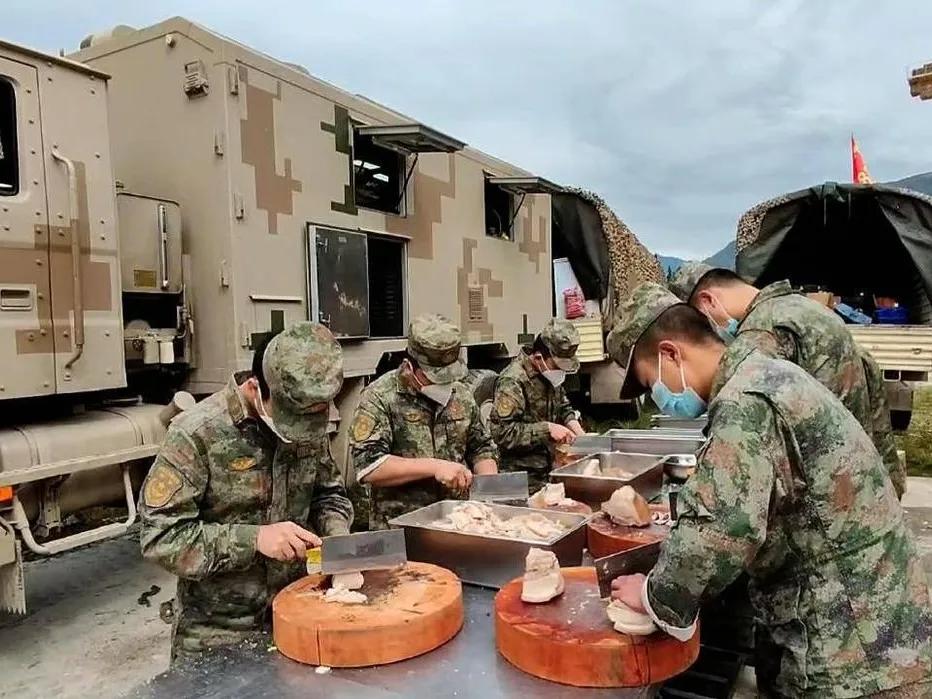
[586,510,671,558]
[273,562,463,667]
[495,567,699,687]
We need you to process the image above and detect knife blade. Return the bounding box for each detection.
[594,541,662,598]
[468,471,529,502]
[319,529,407,575]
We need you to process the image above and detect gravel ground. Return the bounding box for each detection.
[1,480,930,699]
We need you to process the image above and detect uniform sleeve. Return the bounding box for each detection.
[139,428,259,580]
[489,376,550,453]
[349,390,394,483]
[646,396,778,629]
[554,385,580,426]
[308,448,353,536]
[465,396,499,467]
[860,350,905,498]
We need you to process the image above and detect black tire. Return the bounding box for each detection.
[890,410,912,432]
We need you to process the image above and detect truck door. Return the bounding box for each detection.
[0,56,55,399]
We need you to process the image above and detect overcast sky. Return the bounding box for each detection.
[5,1,931,258]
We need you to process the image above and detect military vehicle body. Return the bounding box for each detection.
[0,17,562,611]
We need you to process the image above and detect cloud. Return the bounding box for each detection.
[4,1,931,258]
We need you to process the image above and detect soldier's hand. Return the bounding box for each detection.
[547,422,576,445]
[256,522,322,562]
[611,573,647,613]
[433,460,473,492]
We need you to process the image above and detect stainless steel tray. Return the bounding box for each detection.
[550,452,665,505]
[650,414,708,430]
[388,500,588,589]
[599,429,706,455]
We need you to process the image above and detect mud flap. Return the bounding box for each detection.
[0,529,26,614]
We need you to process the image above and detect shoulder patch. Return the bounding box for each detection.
[144,463,184,509]
[351,412,376,442]
[445,399,466,420]
[229,456,257,471]
[495,394,517,418]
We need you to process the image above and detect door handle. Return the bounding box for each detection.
[51,147,84,372]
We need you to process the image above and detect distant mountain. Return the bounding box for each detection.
[657,255,686,275]
[655,239,735,277]
[704,240,736,270]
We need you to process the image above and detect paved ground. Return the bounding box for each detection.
[1,478,931,699]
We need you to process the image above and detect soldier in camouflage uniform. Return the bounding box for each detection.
[489,319,584,492]
[139,322,353,662]
[350,314,498,530]
[669,262,904,499]
[607,283,931,698]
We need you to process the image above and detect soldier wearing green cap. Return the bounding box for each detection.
[489,318,584,491]
[350,314,498,530]
[669,262,903,499]
[139,322,352,662]
[606,283,931,698]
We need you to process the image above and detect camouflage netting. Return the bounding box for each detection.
[563,187,663,321]
[736,192,793,253]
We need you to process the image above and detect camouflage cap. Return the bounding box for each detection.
[263,322,344,441]
[539,318,581,372]
[408,314,467,385]
[606,283,683,399]
[668,261,714,302]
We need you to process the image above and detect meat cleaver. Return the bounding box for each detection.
[318,530,407,576]
[468,471,529,502]
[594,541,662,598]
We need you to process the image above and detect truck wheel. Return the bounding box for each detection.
[890,410,912,431]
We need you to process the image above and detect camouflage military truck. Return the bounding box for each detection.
[0,17,663,611]
[0,17,578,612]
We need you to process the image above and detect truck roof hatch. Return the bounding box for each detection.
[355,123,465,154]
[487,176,564,195]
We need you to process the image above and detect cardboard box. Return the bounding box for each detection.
[806,291,835,308]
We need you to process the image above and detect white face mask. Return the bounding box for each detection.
[255,389,292,444]
[541,369,566,388]
[420,383,454,408]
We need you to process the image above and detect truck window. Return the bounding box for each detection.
[367,236,406,338]
[0,79,17,196]
[353,132,405,215]
[484,179,513,240]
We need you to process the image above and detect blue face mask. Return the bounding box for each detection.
[650,353,707,419]
[713,318,739,343]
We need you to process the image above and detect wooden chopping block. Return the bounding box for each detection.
[495,567,699,687]
[586,508,670,559]
[273,562,463,667]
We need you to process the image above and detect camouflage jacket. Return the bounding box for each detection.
[729,280,903,497]
[349,366,498,529]
[139,375,352,655]
[489,350,579,487]
[647,348,931,698]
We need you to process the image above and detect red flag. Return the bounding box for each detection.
[851,135,873,184]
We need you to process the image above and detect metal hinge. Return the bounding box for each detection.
[233,193,245,220]
[213,130,225,156]
[227,65,240,95]
[183,60,210,98]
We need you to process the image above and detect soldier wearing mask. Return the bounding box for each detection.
[607,283,931,698]
[350,314,498,530]
[668,262,903,498]
[138,322,352,663]
[490,318,585,491]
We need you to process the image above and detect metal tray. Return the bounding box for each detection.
[600,429,706,455]
[550,452,666,505]
[388,501,588,589]
[650,414,709,430]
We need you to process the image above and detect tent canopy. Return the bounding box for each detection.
[735,173,932,321]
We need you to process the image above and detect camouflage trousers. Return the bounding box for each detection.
[168,598,270,665]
